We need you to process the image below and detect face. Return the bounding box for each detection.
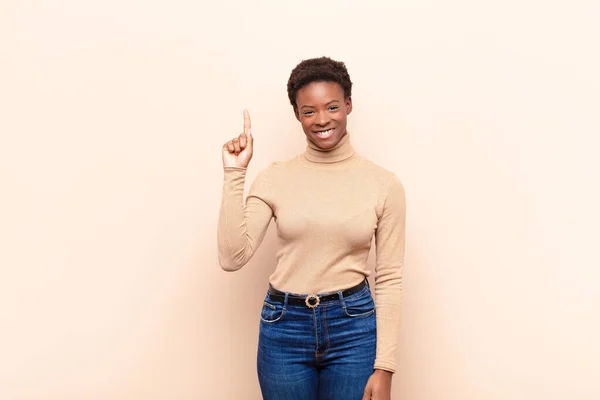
[294,81,352,150]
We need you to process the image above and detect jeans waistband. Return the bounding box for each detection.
[268,278,369,308]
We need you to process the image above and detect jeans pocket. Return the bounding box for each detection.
[260,301,286,324]
[343,291,375,318]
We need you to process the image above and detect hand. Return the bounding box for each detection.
[362,369,393,400]
[222,109,254,168]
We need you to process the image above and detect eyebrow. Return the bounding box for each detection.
[300,100,341,110]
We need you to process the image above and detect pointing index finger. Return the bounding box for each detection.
[243,109,251,135]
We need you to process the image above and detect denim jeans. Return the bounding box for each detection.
[257,280,377,400]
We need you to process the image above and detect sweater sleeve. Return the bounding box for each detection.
[373,174,406,373]
[217,166,274,271]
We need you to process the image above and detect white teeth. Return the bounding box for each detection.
[316,129,333,137]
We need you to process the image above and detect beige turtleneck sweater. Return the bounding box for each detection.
[217,132,406,373]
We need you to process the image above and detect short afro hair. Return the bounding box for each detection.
[287,56,353,112]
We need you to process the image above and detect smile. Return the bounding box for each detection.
[314,128,335,139]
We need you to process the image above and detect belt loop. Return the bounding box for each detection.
[337,289,347,309]
[283,292,289,310]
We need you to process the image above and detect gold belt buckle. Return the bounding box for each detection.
[305,294,320,309]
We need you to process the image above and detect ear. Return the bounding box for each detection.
[294,107,301,121]
[345,96,353,115]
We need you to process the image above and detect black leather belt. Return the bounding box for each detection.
[268,279,368,309]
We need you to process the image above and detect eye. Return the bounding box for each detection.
[329,106,339,111]
[303,111,314,115]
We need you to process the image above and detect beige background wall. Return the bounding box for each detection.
[1,0,599,399]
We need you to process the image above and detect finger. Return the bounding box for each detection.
[362,388,371,400]
[239,132,247,149]
[226,141,235,153]
[247,127,253,148]
[232,138,241,154]
[243,109,251,136]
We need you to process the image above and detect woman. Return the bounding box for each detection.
[218,57,406,400]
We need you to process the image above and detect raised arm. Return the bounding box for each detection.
[217,110,273,271]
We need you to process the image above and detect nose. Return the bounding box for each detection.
[316,111,330,126]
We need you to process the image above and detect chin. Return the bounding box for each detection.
[308,135,335,150]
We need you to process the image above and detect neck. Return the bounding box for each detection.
[303,131,355,163]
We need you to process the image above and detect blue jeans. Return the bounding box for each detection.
[257,280,377,400]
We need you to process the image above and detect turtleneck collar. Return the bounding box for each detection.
[302,131,356,163]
